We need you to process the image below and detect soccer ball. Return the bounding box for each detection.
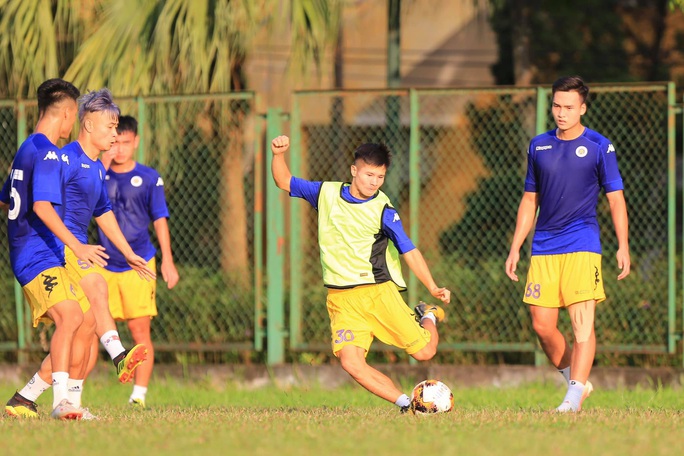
[410,379,454,415]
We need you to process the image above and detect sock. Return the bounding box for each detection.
[558,366,571,385]
[67,379,84,408]
[421,313,437,326]
[52,372,69,409]
[18,372,52,402]
[100,330,126,360]
[556,380,585,412]
[130,385,148,402]
[394,394,411,408]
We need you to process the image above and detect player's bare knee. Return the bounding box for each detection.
[570,303,595,343]
[531,319,556,339]
[412,345,436,361]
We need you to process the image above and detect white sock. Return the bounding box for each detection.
[100,330,126,360]
[558,366,571,385]
[556,380,585,412]
[130,385,148,402]
[67,379,84,408]
[395,394,411,408]
[52,372,69,409]
[421,313,437,326]
[18,372,52,402]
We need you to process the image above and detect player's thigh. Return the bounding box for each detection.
[64,246,108,306]
[99,267,124,319]
[326,290,373,356]
[560,252,606,306]
[369,282,431,355]
[116,259,157,320]
[523,255,562,308]
[22,266,80,327]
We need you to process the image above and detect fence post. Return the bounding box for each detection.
[265,108,286,364]
[254,100,265,352]
[289,97,303,349]
[533,87,548,367]
[408,89,420,307]
[136,96,146,163]
[14,101,27,365]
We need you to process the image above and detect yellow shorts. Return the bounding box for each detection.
[326,281,431,356]
[22,266,81,327]
[64,246,105,310]
[100,258,157,320]
[524,252,606,308]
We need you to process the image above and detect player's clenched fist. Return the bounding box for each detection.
[271,135,290,155]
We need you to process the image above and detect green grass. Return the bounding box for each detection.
[1,376,683,456]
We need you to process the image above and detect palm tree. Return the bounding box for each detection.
[60,0,340,281]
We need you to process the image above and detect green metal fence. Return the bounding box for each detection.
[0,84,682,365]
[0,93,263,359]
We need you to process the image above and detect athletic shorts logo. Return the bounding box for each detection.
[131,176,143,187]
[594,266,600,290]
[575,146,588,158]
[41,274,58,297]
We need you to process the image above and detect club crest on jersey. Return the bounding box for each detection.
[43,151,58,161]
[131,176,143,187]
[575,146,588,158]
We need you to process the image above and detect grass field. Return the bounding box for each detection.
[1,374,683,456]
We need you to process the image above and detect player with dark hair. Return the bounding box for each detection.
[5,89,155,419]
[1,79,107,420]
[505,76,631,412]
[271,135,450,412]
[98,114,179,408]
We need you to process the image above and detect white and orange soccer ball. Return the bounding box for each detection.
[410,379,454,415]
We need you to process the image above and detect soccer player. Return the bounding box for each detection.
[271,135,451,412]
[505,76,631,412]
[5,89,156,418]
[0,79,107,420]
[97,115,179,408]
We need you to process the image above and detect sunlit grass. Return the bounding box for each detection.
[1,375,683,456]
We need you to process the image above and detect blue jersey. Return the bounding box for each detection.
[0,134,70,285]
[62,142,112,244]
[525,128,624,255]
[289,176,415,254]
[97,163,169,272]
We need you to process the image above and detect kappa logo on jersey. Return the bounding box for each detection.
[43,151,58,161]
[607,144,615,153]
[61,154,70,165]
[575,146,588,158]
[392,213,400,222]
[81,163,90,169]
[156,177,164,187]
[41,274,58,297]
[535,145,552,151]
[131,176,143,187]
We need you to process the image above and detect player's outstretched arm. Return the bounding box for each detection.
[271,135,292,192]
[402,248,451,304]
[33,201,109,267]
[153,217,179,289]
[606,190,631,280]
[95,211,156,280]
[505,191,538,282]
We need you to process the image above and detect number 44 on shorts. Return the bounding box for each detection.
[526,282,541,299]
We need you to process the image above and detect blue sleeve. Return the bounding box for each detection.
[93,182,112,217]
[33,151,63,205]
[0,175,10,203]
[148,173,170,221]
[523,143,537,193]
[289,176,323,210]
[382,207,415,254]
[598,141,624,193]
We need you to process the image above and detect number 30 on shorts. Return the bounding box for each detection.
[334,329,355,344]
[525,282,541,299]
